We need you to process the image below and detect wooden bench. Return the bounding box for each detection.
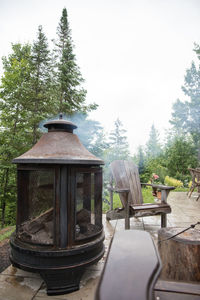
[95,230,162,300]
[96,229,200,300]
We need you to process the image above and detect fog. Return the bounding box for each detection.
[1,0,200,153]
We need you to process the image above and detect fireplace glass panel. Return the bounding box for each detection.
[75,171,101,240]
[17,169,54,245]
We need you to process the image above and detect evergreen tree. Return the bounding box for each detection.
[146,124,162,158]
[165,136,198,178]
[170,44,200,159]
[137,146,146,174]
[107,118,130,162]
[54,8,97,114]
[28,25,55,144]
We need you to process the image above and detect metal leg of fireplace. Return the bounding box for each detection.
[40,268,85,296]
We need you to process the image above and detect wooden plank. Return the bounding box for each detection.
[132,203,170,211]
[110,160,130,207]
[96,230,162,300]
[155,280,200,296]
[155,291,200,299]
[124,160,143,205]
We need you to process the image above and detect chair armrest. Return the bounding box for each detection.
[114,188,130,193]
[141,183,175,204]
[188,167,200,175]
[141,183,175,191]
[107,187,130,193]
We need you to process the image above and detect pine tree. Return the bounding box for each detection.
[170,44,200,159]
[28,25,55,144]
[54,8,97,114]
[146,124,162,158]
[107,118,130,162]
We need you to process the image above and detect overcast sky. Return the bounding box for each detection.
[1,0,200,154]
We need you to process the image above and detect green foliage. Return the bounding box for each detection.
[142,187,155,203]
[165,137,198,177]
[164,176,183,188]
[141,156,168,184]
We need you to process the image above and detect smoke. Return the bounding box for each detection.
[39,112,104,152]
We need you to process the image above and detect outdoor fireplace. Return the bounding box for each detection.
[10,116,105,295]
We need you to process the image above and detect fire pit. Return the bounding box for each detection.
[10,115,105,295]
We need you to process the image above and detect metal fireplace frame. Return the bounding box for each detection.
[10,117,105,295]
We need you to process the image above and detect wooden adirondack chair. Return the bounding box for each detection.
[106,160,175,229]
[187,167,200,200]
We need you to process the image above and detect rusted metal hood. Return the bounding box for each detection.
[13,118,104,165]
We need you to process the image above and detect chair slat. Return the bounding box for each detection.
[124,160,143,205]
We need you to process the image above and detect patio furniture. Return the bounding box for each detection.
[95,229,200,300]
[106,160,175,229]
[188,168,200,201]
[95,230,162,300]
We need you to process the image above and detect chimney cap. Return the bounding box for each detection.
[44,116,77,133]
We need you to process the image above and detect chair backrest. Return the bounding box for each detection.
[110,160,143,206]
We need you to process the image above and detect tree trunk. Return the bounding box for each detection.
[158,227,200,282]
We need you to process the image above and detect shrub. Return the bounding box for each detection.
[188,181,192,188]
[164,176,183,188]
[174,172,191,187]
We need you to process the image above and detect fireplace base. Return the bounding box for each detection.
[40,268,84,295]
[10,231,105,295]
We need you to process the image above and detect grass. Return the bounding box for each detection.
[142,187,155,203]
[0,226,15,242]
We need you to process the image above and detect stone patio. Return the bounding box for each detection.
[0,191,200,300]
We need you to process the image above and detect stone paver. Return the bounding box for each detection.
[0,267,43,300]
[0,192,199,299]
